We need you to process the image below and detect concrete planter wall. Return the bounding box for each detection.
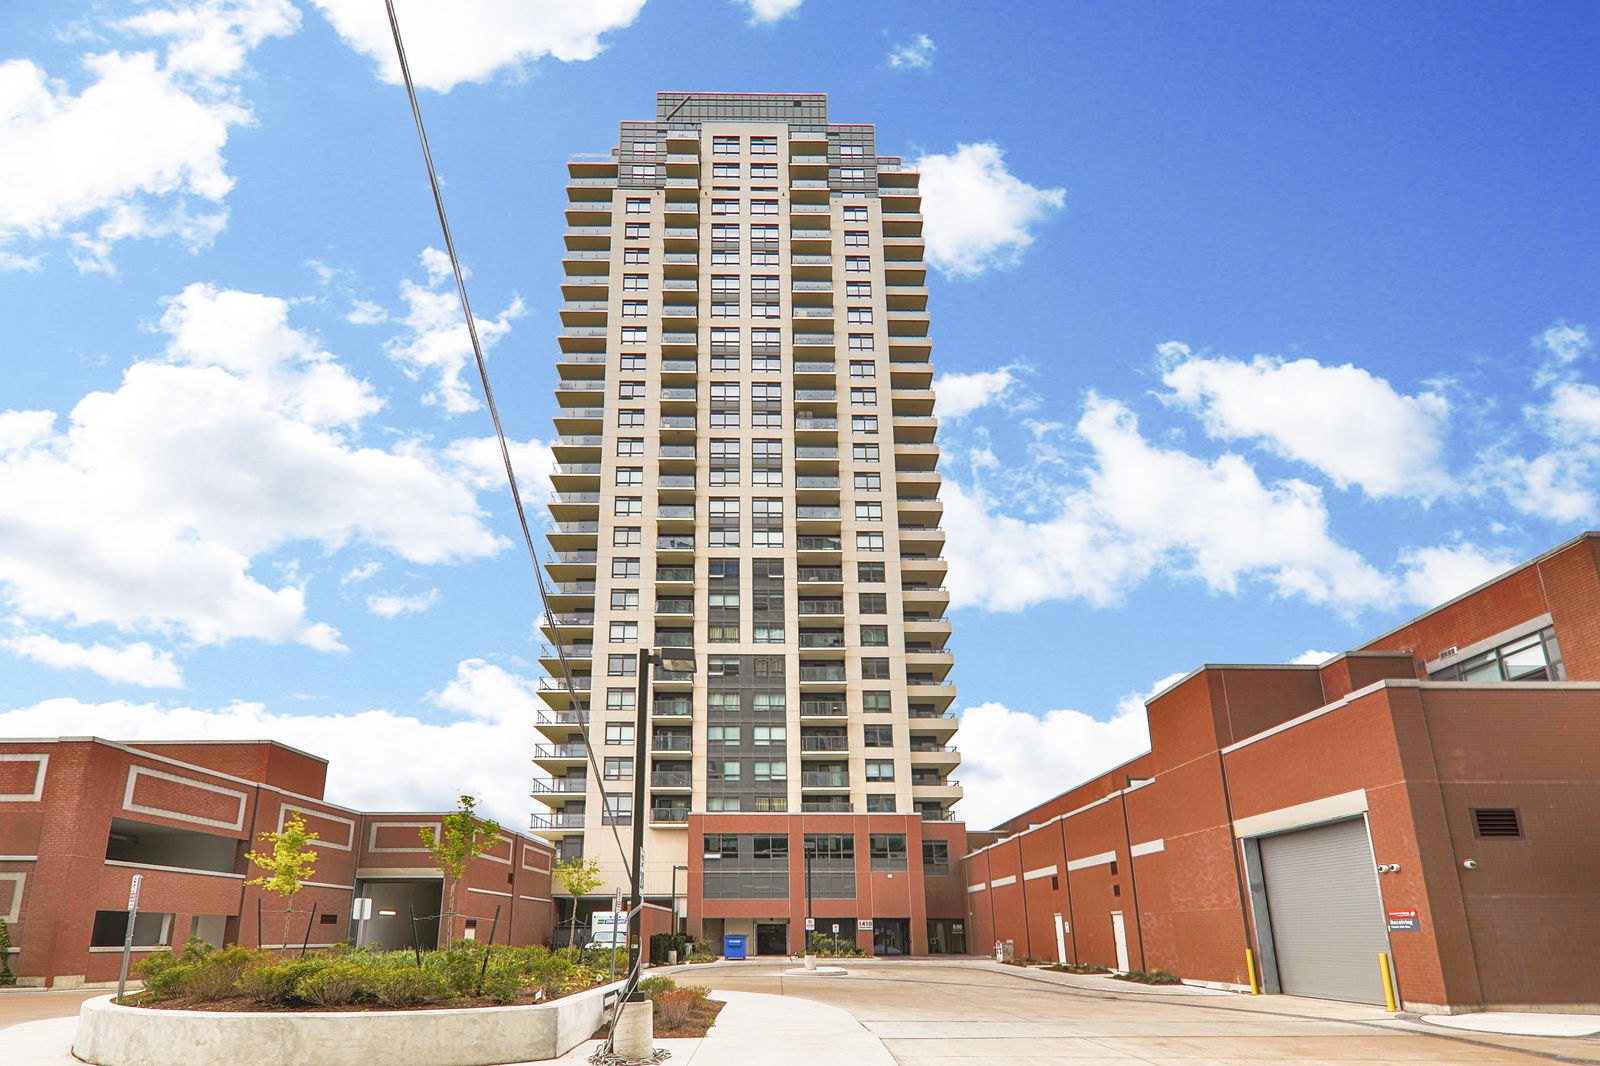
[73,981,623,1066]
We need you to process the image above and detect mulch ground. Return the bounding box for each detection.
[589,998,726,1040]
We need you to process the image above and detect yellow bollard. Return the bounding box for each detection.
[1245,948,1260,995]
[1378,952,1398,1012]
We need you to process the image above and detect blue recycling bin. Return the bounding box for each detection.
[722,934,748,960]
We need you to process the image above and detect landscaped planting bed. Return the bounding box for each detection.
[73,940,628,1066]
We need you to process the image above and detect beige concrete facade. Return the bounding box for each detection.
[534,93,961,908]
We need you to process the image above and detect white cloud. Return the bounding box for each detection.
[1536,322,1590,367]
[1540,382,1600,442]
[0,282,506,654]
[934,367,1019,420]
[341,561,383,585]
[1397,543,1515,608]
[888,34,935,69]
[1494,320,1600,521]
[1289,649,1336,665]
[1498,450,1597,522]
[916,143,1064,278]
[446,436,555,501]
[121,0,300,82]
[0,0,297,270]
[345,299,386,325]
[0,660,538,826]
[3,633,183,688]
[366,589,441,618]
[309,0,647,92]
[736,0,803,24]
[955,676,1175,830]
[386,247,526,414]
[1160,346,1452,500]
[945,394,1396,613]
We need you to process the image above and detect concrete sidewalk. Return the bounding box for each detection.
[554,988,894,1065]
[0,1016,79,1066]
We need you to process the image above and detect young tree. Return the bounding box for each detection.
[551,856,602,950]
[245,812,320,949]
[419,795,504,934]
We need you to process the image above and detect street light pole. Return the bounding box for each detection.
[804,843,815,956]
[671,864,689,938]
[629,648,651,977]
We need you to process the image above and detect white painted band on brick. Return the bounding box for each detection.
[966,882,986,893]
[482,834,515,864]
[1066,850,1117,872]
[0,753,48,802]
[122,765,247,831]
[355,867,442,879]
[1232,789,1368,838]
[366,821,442,853]
[519,895,553,903]
[989,875,1017,887]
[467,887,513,898]
[278,804,355,851]
[1130,838,1165,857]
[1022,865,1058,881]
[104,860,244,880]
[297,881,355,891]
[0,855,39,861]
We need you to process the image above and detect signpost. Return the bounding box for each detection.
[804,917,815,931]
[1387,909,1419,932]
[116,874,142,1003]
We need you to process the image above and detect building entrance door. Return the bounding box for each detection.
[1111,911,1130,972]
[873,918,909,955]
[755,922,788,956]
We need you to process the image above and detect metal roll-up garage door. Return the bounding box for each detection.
[1258,817,1388,1004]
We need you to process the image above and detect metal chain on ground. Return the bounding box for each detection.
[587,1048,670,1066]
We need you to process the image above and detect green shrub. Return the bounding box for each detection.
[424,943,483,997]
[649,932,699,963]
[370,966,450,1007]
[577,946,628,970]
[184,946,265,1000]
[1043,962,1111,975]
[297,962,368,1007]
[0,916,15,987]
[683,952,717,964]
[519,953,566,999]
[177,936,214,964]
[639,975,676,998]
[238,960,328,1005]
[480,958,526,1005]
[807,932,867,958]
[140,963,196,1001]
[1117,969,1182,985]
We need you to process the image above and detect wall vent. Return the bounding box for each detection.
[1472,808,1521,837]
[1438,646,1458,660]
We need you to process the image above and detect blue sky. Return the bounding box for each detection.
[1,0,1597,830]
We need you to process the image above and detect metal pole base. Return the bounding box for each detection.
[613,998,655,1061]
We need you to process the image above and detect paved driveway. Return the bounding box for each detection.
[665,958,1600,1066]
[8,963,1600,1066]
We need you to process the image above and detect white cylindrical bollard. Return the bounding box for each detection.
[804,953,817,970]
[613,998,654,1061]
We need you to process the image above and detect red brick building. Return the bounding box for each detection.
[684,811,969,956]
[0,737,554,988]
[963,533,1600,1013]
